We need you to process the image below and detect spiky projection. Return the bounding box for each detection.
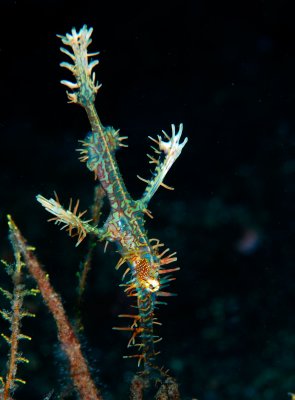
[0,237,38,400]
[37,25,187,378]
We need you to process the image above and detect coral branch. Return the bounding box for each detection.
[8,216,103,400]
[130,374,148,400]
[0,238,36,399]
[155,377,180,400]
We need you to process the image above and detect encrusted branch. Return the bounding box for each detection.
[0,245,36,400]
[155,377,180,400]
[130,374,148,400]
[8,216,103,400]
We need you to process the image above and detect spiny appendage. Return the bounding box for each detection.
[36,192,105,246]
[0,251,39,398]
[113,295,161,370]
[113,241,179,369]
[57,25,101,105]
[137,123,188,206]
[77,128,128,174]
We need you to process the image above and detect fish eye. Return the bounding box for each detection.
[144,278,160,292]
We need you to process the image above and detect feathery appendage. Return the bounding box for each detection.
[57,25,101,106]
[0,228,38,400]
[37,24,187,383]
[138,123,188,206]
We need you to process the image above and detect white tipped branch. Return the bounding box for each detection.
[57,25,100,105]
[61,80,79,90]
[140,123,188,205]
[36,194,104,246]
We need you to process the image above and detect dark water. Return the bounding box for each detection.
[1,1,295,399]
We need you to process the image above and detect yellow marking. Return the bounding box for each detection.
[160,182,174,190]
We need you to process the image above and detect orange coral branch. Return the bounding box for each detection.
[8,216,103,400]
[2,267,25,400]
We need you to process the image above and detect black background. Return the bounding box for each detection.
[1,1,295,399]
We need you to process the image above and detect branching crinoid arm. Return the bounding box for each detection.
[0,239,38,400]
[138,123,188,207]
[36,193,107,246]
[57,25,101,107]
[7,216,103,400]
